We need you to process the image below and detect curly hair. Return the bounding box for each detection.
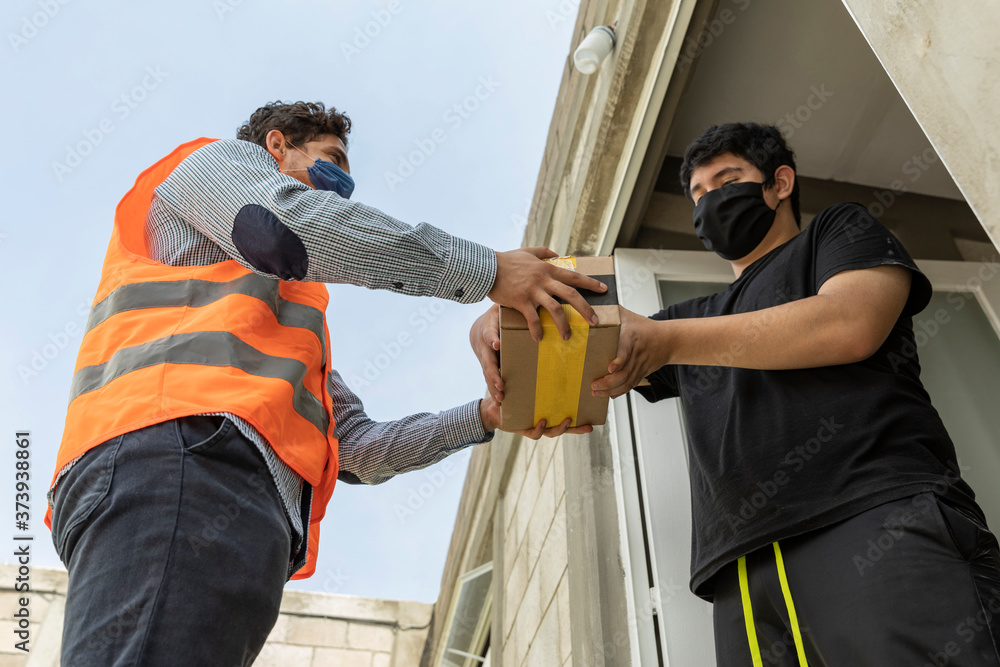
[680,122,801,227]
[236,101,352,150]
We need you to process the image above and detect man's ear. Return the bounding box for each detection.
[264,130,289,163]
[773,164,796,201]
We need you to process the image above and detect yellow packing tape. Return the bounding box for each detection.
[533,305,590,427]
[546,256,578,270]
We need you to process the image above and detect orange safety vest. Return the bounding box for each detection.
[46,137,338,579]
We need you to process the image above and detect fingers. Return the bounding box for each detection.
[608,357,622,374]
[540,419,593,437]
[480,320,501,353]
[483,360,503,402]
[591,368,630,395]
[471,306,505,402]
[524,419,547,440]
[478,396,501,433]
[516,418,567,439]
[512,418,594,439]
[544,266,605,329]
[523,246,559,259]
[538,295,572,341]
[609,325,635,374]
[553,281,599,326]
[542,418,575,437]
[486,365,504,403]
[552,266,608,294]
[520,304,543,343]
[487,364,504,393]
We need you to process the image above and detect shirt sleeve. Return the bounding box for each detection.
[327,369,494,485]
[811,202,932,317]
[633,307,682,403]
[152,139,496,304]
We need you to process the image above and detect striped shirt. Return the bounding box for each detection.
[55,139,496,573]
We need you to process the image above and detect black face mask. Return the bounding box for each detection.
[692,181,778,261]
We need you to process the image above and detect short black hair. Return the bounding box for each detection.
[680,122,801,226]
[237,101,352,151]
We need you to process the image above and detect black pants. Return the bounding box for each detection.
[714,493,1000,666]
[51,416,291,667]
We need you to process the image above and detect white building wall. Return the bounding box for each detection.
[499,437,572,667]
[0,565,431,667]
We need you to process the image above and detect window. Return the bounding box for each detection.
[437,562,493,667]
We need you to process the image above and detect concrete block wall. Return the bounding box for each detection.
[0,565,431,667]
[500,437,572,667]
[0,566,65,667]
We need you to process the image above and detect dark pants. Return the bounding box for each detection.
[714,492,1000,666]
[51,416,291,667]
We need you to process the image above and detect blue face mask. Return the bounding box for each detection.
[288,144,355,199]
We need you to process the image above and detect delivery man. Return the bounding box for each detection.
[472,122,1000,665]
[47,100,599,666]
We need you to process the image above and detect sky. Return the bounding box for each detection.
[0,0,581,602]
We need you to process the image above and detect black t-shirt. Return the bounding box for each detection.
[636,202,980,600]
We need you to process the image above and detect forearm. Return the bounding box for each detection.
[328,370,490,485]
[280,192,496,301]
[337,401,489,485]
[655,294,873,370]
[155,139,496,303]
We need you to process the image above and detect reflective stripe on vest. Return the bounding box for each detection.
[74,272,329,435]
[49,137,339,579]
[70,330,330,435]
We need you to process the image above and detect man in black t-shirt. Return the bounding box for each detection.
[472,123,1000,666]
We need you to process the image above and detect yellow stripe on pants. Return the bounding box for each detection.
[739,543,809,666]
[773,542,809,665]
[738,556,765,667]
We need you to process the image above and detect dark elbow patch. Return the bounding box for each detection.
[231,204,309,280]
[337,469,363,485]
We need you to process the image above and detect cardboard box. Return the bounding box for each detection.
[499,256,620,431]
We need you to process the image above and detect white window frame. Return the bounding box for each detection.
[435,561,494,667]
